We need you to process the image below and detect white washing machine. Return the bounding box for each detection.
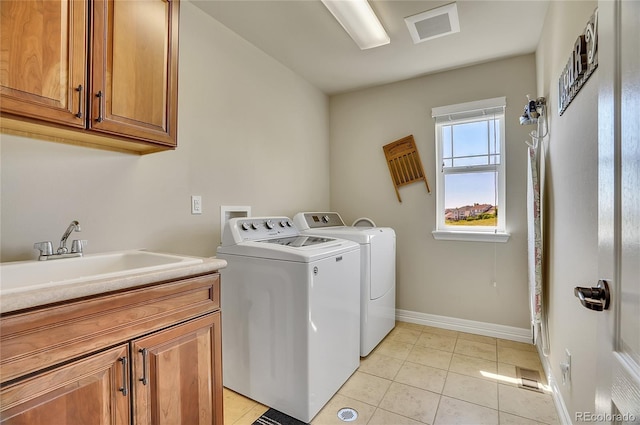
[216,217,360,423]
[294,212,396,357]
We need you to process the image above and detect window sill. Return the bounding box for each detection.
[431,230,510,243]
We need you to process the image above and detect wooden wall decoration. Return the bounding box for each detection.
[382,135,430,202]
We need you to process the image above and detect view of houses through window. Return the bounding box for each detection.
[443,166,499,227]
[445,203,497,226]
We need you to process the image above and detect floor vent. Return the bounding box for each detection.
[516,366,544,393]
[405,3,460,44]
[337,408,358,422]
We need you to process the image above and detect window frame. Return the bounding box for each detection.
[431,97,510,242]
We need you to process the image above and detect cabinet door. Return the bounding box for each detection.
[90,0,179,147]
[0,344,130,425]
[132,313,223,425]
[0,0,87,127]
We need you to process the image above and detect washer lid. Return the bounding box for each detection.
[259,235,336,247]
[217,237,359,262]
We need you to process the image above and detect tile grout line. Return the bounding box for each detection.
[398,324,435,425]
[416,326,437,425]
[451,334,500,423]
[361,328,400,424]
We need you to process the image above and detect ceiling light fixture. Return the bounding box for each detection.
[321,0,390,50]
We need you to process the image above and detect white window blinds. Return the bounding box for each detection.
[432,97,506,123]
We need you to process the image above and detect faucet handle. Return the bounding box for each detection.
[34,241,53,256]
[71,239,88,254]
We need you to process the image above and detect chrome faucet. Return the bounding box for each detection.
[34,220,87,261]
[58,220,81,254]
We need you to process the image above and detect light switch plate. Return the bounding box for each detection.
[191,196,202,214]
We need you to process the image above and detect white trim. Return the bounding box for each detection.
[432,96,506,118]
[395,309,531,343]
[537,344,573,425]
[432,230,510,243]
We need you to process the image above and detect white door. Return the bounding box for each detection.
[595,0,640,422]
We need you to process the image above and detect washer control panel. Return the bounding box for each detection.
[228,217,297,242]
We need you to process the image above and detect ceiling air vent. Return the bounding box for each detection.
[405,3,460,44]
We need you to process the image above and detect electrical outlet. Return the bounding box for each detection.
[560,348,571,385]
[191,196,202,215]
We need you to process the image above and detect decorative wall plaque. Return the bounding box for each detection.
[558,9,598,116]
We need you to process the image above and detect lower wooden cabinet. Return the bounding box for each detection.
[132,313,223,425]
[1,344,130,425]
[0,273,223,425]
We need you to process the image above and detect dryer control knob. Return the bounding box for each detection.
[265,220,275,229]
[322,215,330,223]
[286,220,293,227]
[279,220,288,227]
[251,222,260,230]
[241,223,250,231]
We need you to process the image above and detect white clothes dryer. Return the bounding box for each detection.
[294,212,396,357]
[216,217,360,423]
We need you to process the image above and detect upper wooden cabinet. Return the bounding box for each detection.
[0,0,180,154]
[90,0,179,146]
[0,0,88,128]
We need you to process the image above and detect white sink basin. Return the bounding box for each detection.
[0,250,204,295]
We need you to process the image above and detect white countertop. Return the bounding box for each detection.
[0,256,227,314]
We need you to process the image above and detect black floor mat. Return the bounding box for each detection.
[252,408,309,425]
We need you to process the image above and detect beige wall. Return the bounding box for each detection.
[0,1,330,262]
[329,55,537,329]
[535,0,599,418]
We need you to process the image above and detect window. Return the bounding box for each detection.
[431,97,509,242]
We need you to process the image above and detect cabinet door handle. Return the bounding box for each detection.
[119,357,128,396]
[75,85,83,119]
[96,91,103,123]
[139,348,148,385]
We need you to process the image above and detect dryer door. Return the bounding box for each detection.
[370,230,396,299]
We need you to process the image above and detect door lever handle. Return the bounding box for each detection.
[574,280,610,311]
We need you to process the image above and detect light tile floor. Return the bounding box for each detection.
[224,321,561,425]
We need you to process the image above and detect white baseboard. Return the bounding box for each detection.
[537,345,572,425]
[395,309,532,343]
